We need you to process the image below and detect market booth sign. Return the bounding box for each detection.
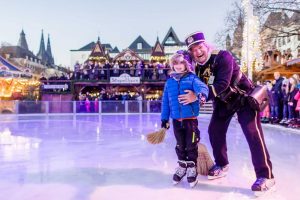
[43,84,69,90]
[110,73,140,84]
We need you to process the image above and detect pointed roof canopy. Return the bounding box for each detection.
[113,48,143,62]
[111,47,120,53]
[263,12,290,28]
[289,12,300,25]
[73,41,113,52]
[162,27,184,46]
[88,37,109,62]
[128,35,152,53]
[78,42,96,51]
[150,37,166,62]
[17,29,29,50]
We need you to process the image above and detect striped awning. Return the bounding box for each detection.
[0,56,20,71]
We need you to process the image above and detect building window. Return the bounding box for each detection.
[283,37,286,45]
[287,36,291,43]
[137,43,142,50]
[298,32,300,41]
[274,54,278,62]
[165,37,175,44]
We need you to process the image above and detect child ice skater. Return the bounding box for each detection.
[161,53,208,187]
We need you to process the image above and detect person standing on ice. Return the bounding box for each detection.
[161,53,208,187]
[177,31,275,195]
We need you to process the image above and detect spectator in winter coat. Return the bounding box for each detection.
[261,81,273,123]
[161,52,208,188]
[287,77,299,125]
[280,78,290,124]
[293,87,300,128]
[272,72,284,123]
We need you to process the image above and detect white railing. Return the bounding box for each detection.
[0,100,213,115]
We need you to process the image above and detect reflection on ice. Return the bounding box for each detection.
[0,127,41,162]
[0,114,299,200]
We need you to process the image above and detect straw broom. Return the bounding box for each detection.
[146,128,167,144]
[197,143,214,176]
[146,128,214,175]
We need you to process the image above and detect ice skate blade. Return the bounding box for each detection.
[207,173,227,180]
[173,179,183,185]
[189,180,198,188]
[253,185,276,197]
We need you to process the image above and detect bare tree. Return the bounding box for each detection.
[215,0,300,48]
[214,1,244,48]
[1,42,13,47]
[253,0,300,37]
[253,0,300,15]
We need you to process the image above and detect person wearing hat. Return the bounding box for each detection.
[161,52,208,187]
[177,31,275,195]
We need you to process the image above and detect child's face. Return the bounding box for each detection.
[173,63,186,73]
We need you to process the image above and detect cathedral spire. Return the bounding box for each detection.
[226,34,231,51]
[17,29,29,50]
[37,30,46,61]
[46,34,54,64]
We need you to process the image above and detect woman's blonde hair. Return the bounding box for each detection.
[289,76,298,92]
[169,53,191,72]
[292,74,299,84]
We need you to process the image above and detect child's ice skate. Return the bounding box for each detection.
[173,160,187,185]
[186,161,198,188]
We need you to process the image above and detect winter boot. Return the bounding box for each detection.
[251,177,275,197]
[208,164,229,180]
[279,118,287,125]
[186,161,198,188]
[173,160,187,185]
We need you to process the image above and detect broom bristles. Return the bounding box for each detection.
[146,128,167,144]
[197,143,215,176]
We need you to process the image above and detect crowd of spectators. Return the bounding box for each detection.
[73,60,170,81]
[260,72,300,129]
[77,91,146,113]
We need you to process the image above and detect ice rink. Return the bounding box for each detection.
[0,114,299,200]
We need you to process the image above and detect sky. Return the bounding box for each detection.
[0,0,237,67]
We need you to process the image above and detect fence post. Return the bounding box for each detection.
[15,100,19,114]
[45,101,49,115]
[99,101,102,114]
[139,101,142,113]
[73,101,76,115]
[125,101,128,113]
[147,101,150,113]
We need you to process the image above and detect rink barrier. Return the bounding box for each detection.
[0,100,213,115]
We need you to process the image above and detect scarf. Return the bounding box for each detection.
[170,71,188,81]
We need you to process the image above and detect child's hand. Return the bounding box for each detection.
[200,96,206,105]
[161,120,170,129]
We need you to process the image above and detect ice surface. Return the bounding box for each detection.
[0,114,299,200]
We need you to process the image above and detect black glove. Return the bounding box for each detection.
[161,120,170,129]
